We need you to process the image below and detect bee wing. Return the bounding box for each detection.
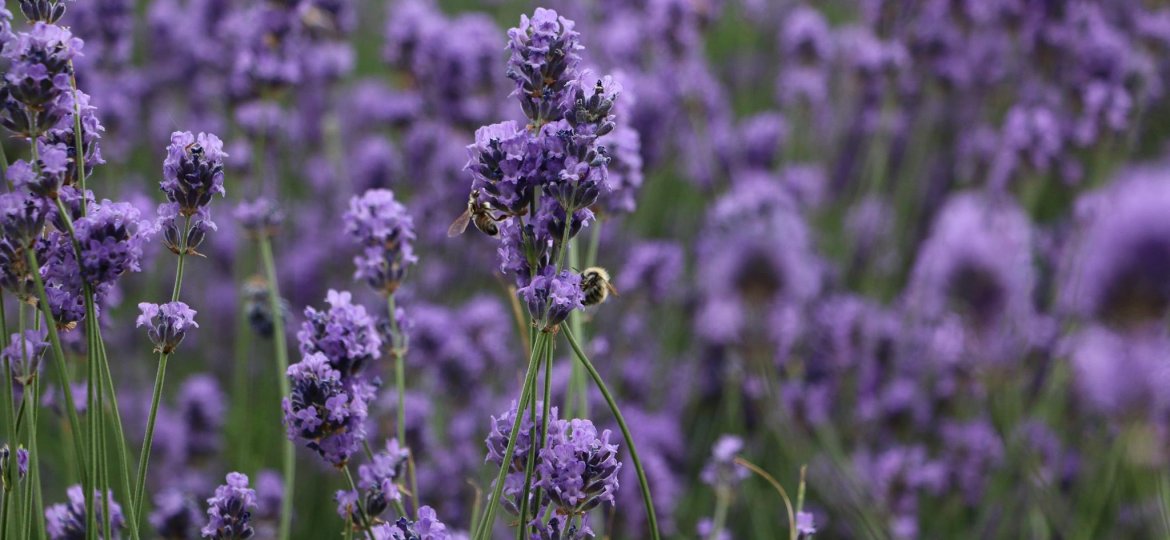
[447,209,472,237]
[606,281,620,297]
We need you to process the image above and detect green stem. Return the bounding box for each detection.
[258,235,295,540]
[707,488,730,540]
[562,326,659,540]
[0,489,10,540]
[67,63,89,215]
[131,215,191,535]
[566,239,587,418]
[0,293,12,443]
[388,295,405,447]
[515,346,542,540]
[24,249,87,489]
[473,333,548,540]
[131,352,167,532]
[95,333,139,540]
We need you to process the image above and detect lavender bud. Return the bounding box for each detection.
[202,472,257,540]
[161,131,227,216]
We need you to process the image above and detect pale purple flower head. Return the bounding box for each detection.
[297,289,383,379]
[537,418,622,513]
[234,198,283,237]
[344,189,417,294]
[349,438,410,521]
[701,435,747,488]
[201,472,257,539]
[1065,325,1170,421]
[3,328,49,382]
[0,188,48,247]
[464,120,536,216]
[161,131,227,216]
[282,352,372,466]
[137,301,198,354]
[45,486,125,540]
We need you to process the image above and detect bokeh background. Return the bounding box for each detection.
[6,0,1170,538]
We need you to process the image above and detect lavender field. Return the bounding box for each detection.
[1,0,1170,538]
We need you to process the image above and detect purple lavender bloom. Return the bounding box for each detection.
[72,199,155,289]
[2,22,82,109]
[356,438,410,518]
[9,142,70,197]
[905,192,1035,364]
[796,511,816,537]
[518,268,583,330]
[45,485,125,540]
[344,189,417,294]
[485,401,559,511]
[530,513,592,540]
[537,418,621,513]
[15,447,27,480]
[161,131,227,216]
[696,519,729,540]
[297,289,383,379]
[282,352,372,466]
[1060,170,1170,326]
[506,8,583,122]
[617,241,684,303]
[370,505,450,540]
[0,183,48,246]
[1065,325,1170,421]
[40,89,105,183]
[150,489,201,540]
[201,472,257,540]
[176,374,226,460]
[3,328,49,383]
[234,198,283,238]
[136,301,198,354]
[464,120,536,216]
[700,435,748,488]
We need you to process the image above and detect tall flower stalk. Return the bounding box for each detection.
[133,131,226,534]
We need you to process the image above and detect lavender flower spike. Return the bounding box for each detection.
[161,131,227,216]
[45,486,126,540]
[344,189,417,294]
[537,418,622,514]
[202,472,257,539]
[137,301,198,354]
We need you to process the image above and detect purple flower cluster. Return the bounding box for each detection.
[282,352,373,467]
[536,418,621,514]
[136,301,198,354]
[344,189,417,295]
[201,472,257,539]
[369,505,450,540]
[297,289,383,378]
[336,437,410,524]
[2,328,48,383]
[44,486,125,540]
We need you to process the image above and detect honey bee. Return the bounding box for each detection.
[580,266,618,306]
[448,190,504,237]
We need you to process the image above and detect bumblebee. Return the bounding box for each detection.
[580,266,618,306]
[448,190,504,237]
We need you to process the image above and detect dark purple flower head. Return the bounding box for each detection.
[15,447,28,480]
[45,485,125,540]
[136,301,198,354]
[297,289,383,379]
[73,199,155,289]
[202,472,257,540]
[161,131,226,216]
[17,0,69,23]
[370,505,450,540]
[506,8,583,122]
[344,189,417,294]
[234,198,283,238]
[538,418,622,513]
[519,268,583,330]
[906,192,1034,351]
[464,120,537,216]
[150,489,201,540]
[158,203,216,256]
[2,22,82,108]
[3,328,49,383]
[1061,171,1170,327]
[177,374,226,460]
[282,352,372,466]
[0,190,48,246]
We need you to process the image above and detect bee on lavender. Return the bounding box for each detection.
[448,189,505,238]
[580,266,618,306]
